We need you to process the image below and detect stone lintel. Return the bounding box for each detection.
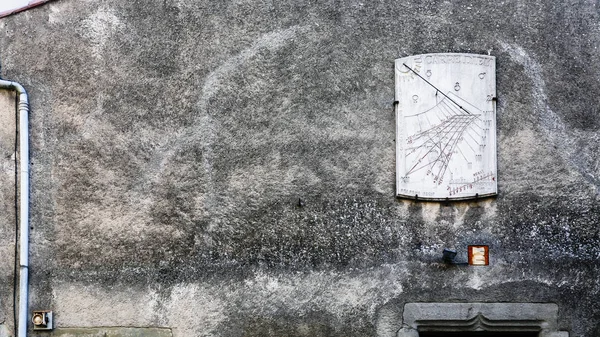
[398,303,568,337]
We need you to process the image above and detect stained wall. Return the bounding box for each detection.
[0,0,599,336]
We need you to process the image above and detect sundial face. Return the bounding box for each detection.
[395,53,497,200]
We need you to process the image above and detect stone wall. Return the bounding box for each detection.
[0,0,599,336]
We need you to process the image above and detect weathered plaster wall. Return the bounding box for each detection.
[0,0,599,336]
[0,90,16,336]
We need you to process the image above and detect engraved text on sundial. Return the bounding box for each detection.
[395,53,497,200]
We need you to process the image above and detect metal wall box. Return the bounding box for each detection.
[32,310,53,331]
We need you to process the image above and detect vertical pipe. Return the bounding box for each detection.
[18,85,29,337]
[0,80,29,337]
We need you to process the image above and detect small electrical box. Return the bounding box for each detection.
[32,310,53,331]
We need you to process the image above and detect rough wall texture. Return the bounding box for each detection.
[0,0,599,336]
[0,90,16,335]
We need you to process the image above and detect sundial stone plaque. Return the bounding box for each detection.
[395,53,497,200]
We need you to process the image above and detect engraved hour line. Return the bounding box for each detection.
[433,116,473,180]
[406,112,469,155]
[437,101,456,118]
[406,125,456,159]
[405,99,482,155]
[467,124,484,137]
[402,63,473,115]
[463,135,477,153]
[439,96,484,121]
[405,109,478,158]
[436,119,474,179]
[438,98,482,123]
[409,118,477,176]
[438,100,461,118]
[466,131,481,146]
[466,124,483,139]
[407,111,459,144]
[406,92,474,119]
[405,123,451,157]
[457,146,469,161]
[454,93,487,118]
[405,98,464,144]
[405,114,477,177]
[405,98,449,118]
[434,109,446,122]
[438,93,488,128]
[467,118,485,130]
[405,116,462,163]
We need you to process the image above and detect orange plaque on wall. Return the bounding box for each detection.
[468,245,489,266]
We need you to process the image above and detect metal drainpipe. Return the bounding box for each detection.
[0,80,29,337]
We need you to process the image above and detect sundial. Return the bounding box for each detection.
[395,53,497,200]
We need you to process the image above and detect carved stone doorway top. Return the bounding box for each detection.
[398,303,569,337]
[421,332,537,337]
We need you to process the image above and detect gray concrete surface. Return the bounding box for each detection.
[0,0,599,336]
[0,90,16,334]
